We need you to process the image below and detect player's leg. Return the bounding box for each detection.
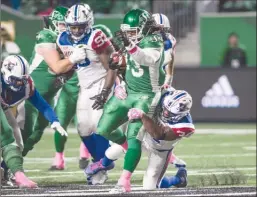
[143,149,172,189]
[92,122,128,172]
[5,109,24,151]
[77,78,112,163]
[50,84,78,170]
[22,92,57,157]
[17,100,39,156]
[0,107,37,188]
[160,150,188,188]
[169,151,187,168]
[116,93,160,192]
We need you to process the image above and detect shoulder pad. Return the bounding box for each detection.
[36,29,57,44]
[139,34,163,49]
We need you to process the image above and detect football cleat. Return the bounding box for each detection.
[79,158,90,170]
[85,159,114,175]
[48,165,64,171]
[15,171,37,188]
[86,171,108,185]
[174,167,188,188]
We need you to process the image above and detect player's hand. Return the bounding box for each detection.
[161,83,171,90]
[115,30,130,47]
[51,122,68,136]
[90,88,111,110]
[128,108,145,120]
[114,85,127,100]
[109,52,123,70]
[69,45,87,64]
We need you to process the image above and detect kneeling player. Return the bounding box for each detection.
[0,55,67,187]
[128,88,195,189]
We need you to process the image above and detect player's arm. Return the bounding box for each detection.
[98,45,117,90]
[27,78,67,136]
[141,114,194,140]
[36,44,74,74]
[126,43,161,67]
[163,35,176,85]
[164,53,175,85]
[28,87,59,124]
[90,30,118,110]
[128,108,194,141]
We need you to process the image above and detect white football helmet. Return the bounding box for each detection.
[1,55,29,92]
[152,13,170,28]
[161,90,192,122]
[65,4,94,42]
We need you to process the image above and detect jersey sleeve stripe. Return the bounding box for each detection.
[169,123,195,130]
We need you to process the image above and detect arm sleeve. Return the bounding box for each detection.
[28,89,59,124]
[126,42,161,67]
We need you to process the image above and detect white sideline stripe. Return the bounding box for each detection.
[43,128,256,135]
[2,191,256,197]
[24,153,256,164]
[29,172,256,179]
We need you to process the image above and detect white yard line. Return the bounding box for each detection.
[29,171,256,180]
[2,191,256,197]
[243,146,256,151]
[43,128,256,135]
[24,153,256,164]
[46,167,256,175]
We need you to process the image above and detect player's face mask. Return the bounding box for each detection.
[7,75,28,92]
[57,21,66,33]
[68,23,88,41]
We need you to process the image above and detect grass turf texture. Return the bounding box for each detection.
[24,123,256,187]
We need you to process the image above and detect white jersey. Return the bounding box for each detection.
[56,29,111,88]
[142,92,194,151]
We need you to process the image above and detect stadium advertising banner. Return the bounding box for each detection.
[172,68,256,122]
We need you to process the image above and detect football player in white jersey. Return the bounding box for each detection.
[127,87,195,190]
[152,13,187,168]
[55,3,116,172]
[0,55,67,188]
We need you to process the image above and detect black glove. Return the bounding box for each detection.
[54,69,75,88]
[115,30,130,47]
[109,52,122,70]
[90,88,111,110]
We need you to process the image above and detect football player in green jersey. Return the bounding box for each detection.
[89,9,165,192]
[17,6,71,157]
[50,24,115,171]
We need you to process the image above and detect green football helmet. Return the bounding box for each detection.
[120,9,151,43]
[48,6,68,34]
[93,24,113,39]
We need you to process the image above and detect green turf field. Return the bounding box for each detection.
[24,123,256,187]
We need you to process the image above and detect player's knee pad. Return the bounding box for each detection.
[105,143,125,160]
[77,122,95,137]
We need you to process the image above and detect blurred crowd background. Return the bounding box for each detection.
[1,0,256,122]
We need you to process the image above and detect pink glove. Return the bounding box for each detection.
[128,108,145,120]
[161,84,170,90]
[114,85,127,100]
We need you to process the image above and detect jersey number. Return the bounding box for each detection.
[94,32,107,48]
[127,55,144,78]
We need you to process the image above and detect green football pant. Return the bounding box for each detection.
[97,92,159,173]
[21,92,57,156]
[1,107,23,174]
[54,82,79,153]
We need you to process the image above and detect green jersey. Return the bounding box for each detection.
[29,29,60,95]
[125,34,165,94]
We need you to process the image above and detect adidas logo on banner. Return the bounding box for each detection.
[201,75,240,108]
